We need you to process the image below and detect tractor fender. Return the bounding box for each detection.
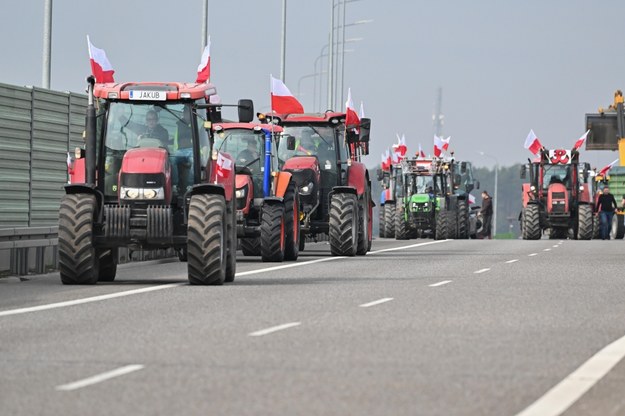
[262,196,284,206]
[347,162,368,196]
[329,186,357,199]
[190,183,226,199]
[273,171,293,198]
[63,184,104,223]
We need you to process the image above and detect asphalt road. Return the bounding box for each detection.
[1,238,625,416]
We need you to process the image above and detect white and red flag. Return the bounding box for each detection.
[270,75,304,114]
[468,194,476,204]
[598,158,619,177]
[87,36,115,83]
[216,152,233,178]
[442,136,451,151]
[359,101,365,119]
[396,134,408,157]
[524,129,543,155]
[344,88,360,127]
[572,129,589,151]
[417,143,426,159]
[433,135,443,157]
[391,151,399,164]
[196,37,211,83]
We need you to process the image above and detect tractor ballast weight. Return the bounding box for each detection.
[519,148,593,240]
[61,78,253,285]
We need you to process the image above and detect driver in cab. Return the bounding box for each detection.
[120,109,170,147]
[237,139,259,166]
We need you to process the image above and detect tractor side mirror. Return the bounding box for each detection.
[583,162,591,181]
[475,180,480,190]
[520,164,527,179]
[346,130,358,144]
[359,118,371,143]
[238,99,254,123]
[376,168,383,181]
[286,135,296,150]
[460,161,467,174]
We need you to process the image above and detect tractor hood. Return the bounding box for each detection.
[121,147,169,174]
[411,194,434,204]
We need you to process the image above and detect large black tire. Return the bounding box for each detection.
[576,204,593,240]
[357,191,371,255]
[611,213,625,239]
[379,204,386,238]
[395,203,410,240]
[299,236,305,252]
[457,200,469,239]
[434,210,448,240]
[523,204,541,240]
[225,200,236,283]
[329,193,359,256]
[284,182,300,261]
[592,215,601,239]
[261,203,286,262]
[58,194,99,285]
[385,201,396,238]
[97,249,118,282]
[187,194,227,285]
[241,237,261,256]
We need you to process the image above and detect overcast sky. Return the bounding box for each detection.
[2,0,624,169]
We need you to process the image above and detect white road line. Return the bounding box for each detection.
[506,259,519,264]
[515,333,625,416]
[552,245,559,248]
[543,248,551,252]
[56,365,144,391]
[474,268,491,274]
[528,253,538,257]
[1,240,453,318]
[0,283,183,317]
[429,280,452,287]
[249,322,301,337]
[359,297,394,307]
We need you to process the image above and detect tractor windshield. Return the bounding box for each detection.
[279,125,337,171]
[102,101,209,197]
[213,128,265,175]
[542,164,572,189]
[408,175,433,194]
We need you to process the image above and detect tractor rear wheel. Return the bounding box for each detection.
[58,194,99,285]
[329,193,358,256]
[97,248,118,282]
[379,204,386,238]
[457,200,469,239]
[187,194,227,285]
[395,203,409,240]
[225,200,236,283]
[261,203,286,262]
[592,215,600,239]
[241,237,261,256]
[611,214,625,239]
[576,204,593,240]
[284,181,300,261]
[523,204,541,240]
[435,210,449,240]
[357,188,371,255]
[385,201,396,238]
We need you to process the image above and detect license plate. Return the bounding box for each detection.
[129,90,167,101]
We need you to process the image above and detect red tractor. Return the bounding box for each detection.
[520,148,593,239]
[269,112,373,256]
[61,77,252,285]
[211,122,300,262]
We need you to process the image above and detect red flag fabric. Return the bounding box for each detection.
[87,36,115,83]
[433,135,443,157]
[396,134,407,157]
[271,75,304,114]
[216,152,233,178]
[345,88,360,127]
[572,129,589,151]
[418,143,426,159]
[442,136,450,151]
[196,39,211,83]
[598,158,619,176]
[524,130,543,155]
[468,194,476,204]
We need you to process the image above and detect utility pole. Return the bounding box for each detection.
[42,0,53,89]
[327,0,335,109]
[201,0,209,50]
[433,87,444,137]
[280,0,287,82]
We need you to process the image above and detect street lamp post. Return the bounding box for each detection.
[478,151,498,237]
[42,0,53,89]
[338,20,372,106]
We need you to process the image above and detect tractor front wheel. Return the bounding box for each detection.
[385,201,396,238]
[379,204,386,238]
[435,210,449,240]
[611,214,625,239]
[576,204,593,240]
[523,204,541,240]
[329,193,359,256]
[241,237,261,256]
[261,203,286,262]
[97,248,118,282]
[284,181,301,261]
[394,203,409,240]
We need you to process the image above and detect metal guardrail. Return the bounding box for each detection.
[0,226,58,276]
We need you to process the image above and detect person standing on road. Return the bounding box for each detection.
[596,186,618,240]
[480,190,493,239]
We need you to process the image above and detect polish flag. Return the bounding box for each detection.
[270,75,304,114]
[434,135,443,157]
[216,152,233,178]
[196,38,211,83]
[598,158,619,177]
[359,101,365,118]
[418,143,426,159]
[442,136,451,151]
[396,134,407,157]
[524,129,543,155]
[385,149,392,168]
[345,88,360,127]
[572,129,589,151]
[66,152,72,174]
[391,151,399,164]
[468,194,476,204]
[87,36,115,83]
[380,152,388,171]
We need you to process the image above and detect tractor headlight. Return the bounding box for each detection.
[235,186,248,199]
[143,188,164,199]
[300,182,314,195]
[122,187,141,199]
[120,187,164,200]
[579,185,584,191]
[530,185,536,192]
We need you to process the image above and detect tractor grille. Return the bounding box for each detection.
[551,192,566,200]
[551,202,566,214]
[104,205,131,239]
[146,205,173,243]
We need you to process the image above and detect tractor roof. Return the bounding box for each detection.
[213,122,283,133]
[93,82,218,101]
